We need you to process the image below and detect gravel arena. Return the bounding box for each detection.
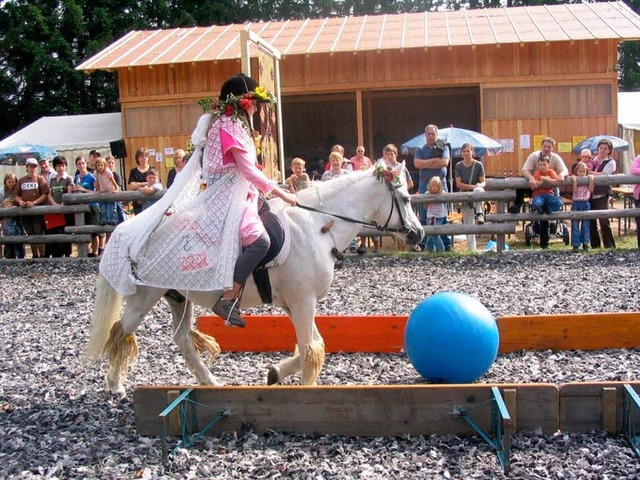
[2,251,640,479]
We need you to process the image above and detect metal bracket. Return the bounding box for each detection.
[158,388,232,463]
[452,386,512,473]
[622,384,640,458]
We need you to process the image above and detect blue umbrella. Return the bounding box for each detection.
[571,135,628,155]
[401,127,503,157]
[0,143,58,166]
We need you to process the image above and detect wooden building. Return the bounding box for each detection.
[78,2,640,182]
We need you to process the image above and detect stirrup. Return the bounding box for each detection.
[213,297,246,328]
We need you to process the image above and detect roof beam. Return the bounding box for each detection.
[464,9,475,48]
[524,6,549,44]
[150,27,198,66]
[307,18,329,55]
[284,18,310,55]
[484,8,500,46]
[112,30,162,68]
[376,14,387,52]
[503,7,524,46]
[354,15,368,52]
[330,17,349,55]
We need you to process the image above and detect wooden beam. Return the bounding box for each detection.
[560,382,640,433]
[196,312,640,354]
[412,190,516,205]
[356,90,364,147]
[602,387,618,433]
[488,208,640,223]
[134,384,559,437]
[0,204,89,218]
[0,234,91,245]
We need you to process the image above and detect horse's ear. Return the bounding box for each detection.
[393,161,406,174]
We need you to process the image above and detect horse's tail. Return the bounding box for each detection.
[84,273,123,363]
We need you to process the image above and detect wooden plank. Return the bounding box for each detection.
[498,312,640,352]
[166,390,182,436]
[134,383,558,437]
[560,382,640,433]
[503,388,518,434]
[197,315,406,353]
[196,312,640,354]
[602,387,617,433]
[0,234,92,245]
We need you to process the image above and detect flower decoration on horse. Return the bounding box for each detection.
[373,164,400,185]
[198,85,276,120]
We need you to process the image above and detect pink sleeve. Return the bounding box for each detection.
[221,129,276,194]
[220,129,247,165]
[631,156,640,175]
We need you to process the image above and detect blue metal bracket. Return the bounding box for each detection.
[452,386,512,474]
[158,388,232,463]
[623,384,640,458]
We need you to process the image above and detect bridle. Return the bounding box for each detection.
[297,180,413,235]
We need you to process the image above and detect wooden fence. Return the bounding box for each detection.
[0,175,638,258]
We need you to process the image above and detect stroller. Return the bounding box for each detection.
[524,218,570,246]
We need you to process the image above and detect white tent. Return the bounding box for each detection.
[619,92,640,173]
[0,112,122,161]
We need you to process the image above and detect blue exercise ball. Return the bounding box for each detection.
[404,291,499,383]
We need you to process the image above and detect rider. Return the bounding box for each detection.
[205,74,298,327]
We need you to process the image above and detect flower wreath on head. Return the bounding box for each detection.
[373,164,400,184]
[198,85,276,122]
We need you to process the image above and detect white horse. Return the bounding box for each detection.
[86,163,423,397]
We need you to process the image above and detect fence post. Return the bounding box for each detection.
[496,200,506,253]
[75,212,88,257]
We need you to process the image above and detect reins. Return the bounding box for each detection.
[296,181,411,234]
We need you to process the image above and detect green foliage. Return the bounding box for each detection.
[1,0,639,140]
[618,0,640,91]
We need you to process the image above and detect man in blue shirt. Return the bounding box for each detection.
[414,124,452,251]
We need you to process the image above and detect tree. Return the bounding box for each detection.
[2,0,639,139]
[618,0,640,91]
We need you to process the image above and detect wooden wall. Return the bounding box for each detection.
[116,39,620,183]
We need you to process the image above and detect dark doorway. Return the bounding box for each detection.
[282,93,357,177]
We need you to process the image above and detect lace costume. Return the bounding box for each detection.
[100,114,273,295]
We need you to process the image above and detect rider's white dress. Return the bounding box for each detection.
[99,114,267,295]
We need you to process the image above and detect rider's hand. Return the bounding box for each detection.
[281,191,298,207]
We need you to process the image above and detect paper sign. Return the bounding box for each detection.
[166,157,175,168]
[155,153,163,163]
[573,136,587,147]
[147,149,156,156]
[558,142,572,153]
[164,147,174,156]
[533,135,546,149]
[498,139,514,153]
[520,134,531,149]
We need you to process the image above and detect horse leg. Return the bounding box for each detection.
[268,303,325,386]
[300,321,325,386]
[105,287,164,398]
[164,293,222,386]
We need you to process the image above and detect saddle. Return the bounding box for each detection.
[252,199,290,303]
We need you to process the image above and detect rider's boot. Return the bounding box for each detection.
[213,296,246,328]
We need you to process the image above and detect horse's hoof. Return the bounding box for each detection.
[110,389,127,402]
[267,366,279,385]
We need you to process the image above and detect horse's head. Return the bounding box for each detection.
[371,161,424,246]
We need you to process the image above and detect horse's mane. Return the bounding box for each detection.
[295,168,375,207]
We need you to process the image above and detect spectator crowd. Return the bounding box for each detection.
[2,129,640,259]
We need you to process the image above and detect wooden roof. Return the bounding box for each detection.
[77,2,640,71]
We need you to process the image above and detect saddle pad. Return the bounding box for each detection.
[252,208,290,304]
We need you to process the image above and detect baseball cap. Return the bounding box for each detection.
[26,158,38,167]
[38,157,49,163]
